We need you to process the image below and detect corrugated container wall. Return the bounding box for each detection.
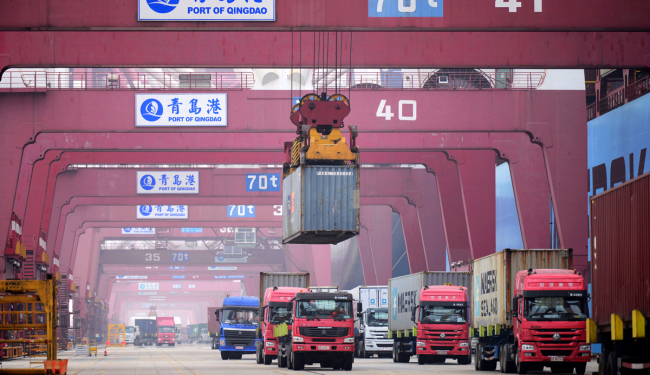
[283,165,360,244]
[471,249,573,330]
[207,307,221,336]
[259,272,310,309]
[388,272,472,332]
[590,171,650,327]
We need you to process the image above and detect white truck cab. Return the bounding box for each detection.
[125,326,139,345]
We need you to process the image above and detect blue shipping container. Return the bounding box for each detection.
[282,165,360,244]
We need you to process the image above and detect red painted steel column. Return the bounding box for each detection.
[508,146,551,250]
[449,150,496,259]
[359,205,393,284]
[404,172,447,271]
[388,198,427,274]
[424,155,473,265]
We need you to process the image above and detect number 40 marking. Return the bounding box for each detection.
[376,100,417,121]
[495,0,542,12]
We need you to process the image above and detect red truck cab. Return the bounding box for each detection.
[513,269,590,374]
[157,317,176,346]
[286,292,356,371]
[258,287,305,366]
[413,285,471,365]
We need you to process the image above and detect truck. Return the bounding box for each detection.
[588,172,650,374]
[347,285,392,358]
[471,249,589,374]
[285,291,357,371]
[216,296,260,360]
[256,272,310,366]
[175,324,182,345]
[208,307,221,350]
[388,272,472,364]
[134,318,157,346]
[125,326,139,346]
[157,316,176,346]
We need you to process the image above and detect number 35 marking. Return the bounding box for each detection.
[376,100,417,121]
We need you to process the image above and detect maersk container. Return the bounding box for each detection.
[470,248,573,330]
[282,165,360,244]
[590,171,650,329]
[258,272,310,310]
[388,272,472,333]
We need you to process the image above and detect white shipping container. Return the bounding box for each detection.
[388,272,472,333]
[470,249,573,330]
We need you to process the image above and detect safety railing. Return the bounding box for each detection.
[311,71,546,91]
[627,74,650,102]
[0,71,255,92]
[586,103,597,121]
[591,75,650,120]
[598,87,625,116]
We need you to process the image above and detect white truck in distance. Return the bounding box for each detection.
[125,326,140,346]
[348,286,393,358]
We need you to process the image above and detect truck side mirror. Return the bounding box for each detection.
[215,309,220,321]
[356,302,362,315]
[512,297,520,318]
[260,307,265,322]
[411,306,417,322]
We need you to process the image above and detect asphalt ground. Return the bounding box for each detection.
[0,343,599,375]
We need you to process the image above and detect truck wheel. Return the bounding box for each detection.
[418,354,428,365]
[232,353,243,360]
[503,345,517,373]
[287,352,293,370]
[515,352,527,374]
[393,344,398,363]
[363,347,371,358]
[221,351,229,360]
[574,363,587,375]
[400,351,411,363]
[343,353,354,371]
[278,355,287,368]
[264,353,273,365]
[606,352,618,375]
[292,352,304,371]
[256,345,263,364]
[458,354,471,365]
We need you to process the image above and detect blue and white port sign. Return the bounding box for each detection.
[172,252,190,262]
[137,205,188,219]
[172,284,183,289]
[246,173,280,192]
[139,291,157,296]
[215,275,245,279]
[139,283,159,290]
[137,171,199,194]
[181,228,202,233]
[369,0,443,17]
[117,275,148,280]
[122,228,155,235]
[138,0,275,22]
[227,205,255,217]
[136,94,227,127]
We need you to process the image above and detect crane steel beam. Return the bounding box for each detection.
[2,0,647,31]
[0,32,648,73]
[43,167,444,277]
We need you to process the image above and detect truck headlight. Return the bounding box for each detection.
[417,341,426,347]
[579,344,591,351]
[265,341,276,347]
[521,344,535,351]
[343,337,354,343]
[365,339,372,344]
[459,342,469,347]
[293,336,304,343]
[219,339,225,346]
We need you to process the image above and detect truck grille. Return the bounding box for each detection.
[223,330,255,346]
[421,329,462,342]
[377,344,393,348]
[541,350,573,357]
[299,327,348,337]
[530,329,583,344]
[430,346,454,351]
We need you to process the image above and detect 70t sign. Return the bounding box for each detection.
[246,173,280,192]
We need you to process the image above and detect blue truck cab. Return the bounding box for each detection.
[217,296,260,360]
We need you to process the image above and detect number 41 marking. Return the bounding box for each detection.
[495,0,542,12]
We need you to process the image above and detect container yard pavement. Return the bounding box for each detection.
[0,345,599,374]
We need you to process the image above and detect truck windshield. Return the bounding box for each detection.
[367,309,388,326]
[222,309,259,325]
[125,327,134,333]
[420,305,467,324]
[159,326,174,333]
[524,296,588,320]
[296,300,352,320]
[269,304,291,324]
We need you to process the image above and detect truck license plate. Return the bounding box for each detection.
[235,346,244,350]
[317,346,330,350]
[437,350,448,355]
[550,356,564,362]
[382,347,392,350]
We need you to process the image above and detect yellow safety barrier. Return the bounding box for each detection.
[611,313,623,341]
[632,310,646,339]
